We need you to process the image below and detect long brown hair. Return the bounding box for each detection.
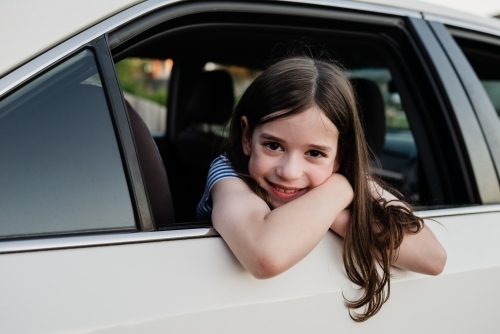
[224,57,423,321]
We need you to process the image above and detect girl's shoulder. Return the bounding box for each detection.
[208,154,238,180]
[196,154,240,221]
[211,153,232,167]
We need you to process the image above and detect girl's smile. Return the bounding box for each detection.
[242,105,340,208]
[266,180,307,200]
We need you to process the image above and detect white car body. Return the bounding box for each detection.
[1,1,500,333]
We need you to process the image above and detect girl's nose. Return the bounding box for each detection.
[276,153,303,181]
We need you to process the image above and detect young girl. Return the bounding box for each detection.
[197,57,447,321]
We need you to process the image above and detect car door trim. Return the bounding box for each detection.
[428,22,500,186]
[280,0,421,18]
[0,228,218,255]
[1,203,499,254]
[417,204,500,218]
[107,1,414,51]
[408,17,500,204]
[93,37,154,231]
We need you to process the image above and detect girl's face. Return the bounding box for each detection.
[242,106,340,208]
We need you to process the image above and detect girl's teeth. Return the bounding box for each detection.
[274,185,298,193]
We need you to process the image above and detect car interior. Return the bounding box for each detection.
[109,5,478,228]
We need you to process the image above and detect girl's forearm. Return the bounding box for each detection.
[393,225,447,275]
[213,173,353,279]
[253,174,353,276]
[336,181,447,275]
[329,210,446,275]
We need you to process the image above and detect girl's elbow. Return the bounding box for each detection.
[250,253,287,279]
[427,247,447,276]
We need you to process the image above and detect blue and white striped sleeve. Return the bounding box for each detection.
[196,155,240,221]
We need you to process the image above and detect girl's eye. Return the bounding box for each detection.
[265,142,282,151]
[308,150,325,158]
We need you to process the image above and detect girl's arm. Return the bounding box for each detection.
[211,173,353,279]
[329,182,447,275]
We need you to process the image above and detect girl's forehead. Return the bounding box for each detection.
[259,106,339,138]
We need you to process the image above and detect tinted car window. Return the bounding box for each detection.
[0,50,135,239]
[453,36,500,117]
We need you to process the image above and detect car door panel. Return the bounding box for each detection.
[1,214,499,333]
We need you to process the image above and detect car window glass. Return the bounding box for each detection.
[115,57,172,137]
[0,49,135,239]
[481,80,500,116]
[453,37,500,117]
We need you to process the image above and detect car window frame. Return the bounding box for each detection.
[110,1,493,208]
[408,17,500,204]
[441,25,500,189]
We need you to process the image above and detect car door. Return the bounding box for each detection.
[1,1,500,333]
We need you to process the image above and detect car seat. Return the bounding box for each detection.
[350,78,386,156]
[351,78,420,201]
[125,99,176,228]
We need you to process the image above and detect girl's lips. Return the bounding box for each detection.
[266,180,307,200]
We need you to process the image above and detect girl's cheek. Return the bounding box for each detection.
[248,153,267,180]
[311,167,335,188]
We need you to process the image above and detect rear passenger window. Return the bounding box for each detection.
[0,50,135,239]
[453,35,500,117]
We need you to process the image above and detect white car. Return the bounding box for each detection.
[1,0,500,332]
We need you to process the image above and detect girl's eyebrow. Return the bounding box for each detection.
[260,133,283,142]
[260,133,332,152]
[308,144,332,152]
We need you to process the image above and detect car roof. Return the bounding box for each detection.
[1,0,500,78]
[0,0,143,78]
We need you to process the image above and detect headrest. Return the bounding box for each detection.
[186,70,234,125]
[350,78,386,156]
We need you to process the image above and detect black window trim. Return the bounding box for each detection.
[107,1,414,52]
[92,36,155,231]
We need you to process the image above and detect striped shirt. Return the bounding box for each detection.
[196,155,240,221]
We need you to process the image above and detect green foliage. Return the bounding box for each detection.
[115,58,167,105]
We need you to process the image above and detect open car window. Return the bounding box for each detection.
[110,4,479,224]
